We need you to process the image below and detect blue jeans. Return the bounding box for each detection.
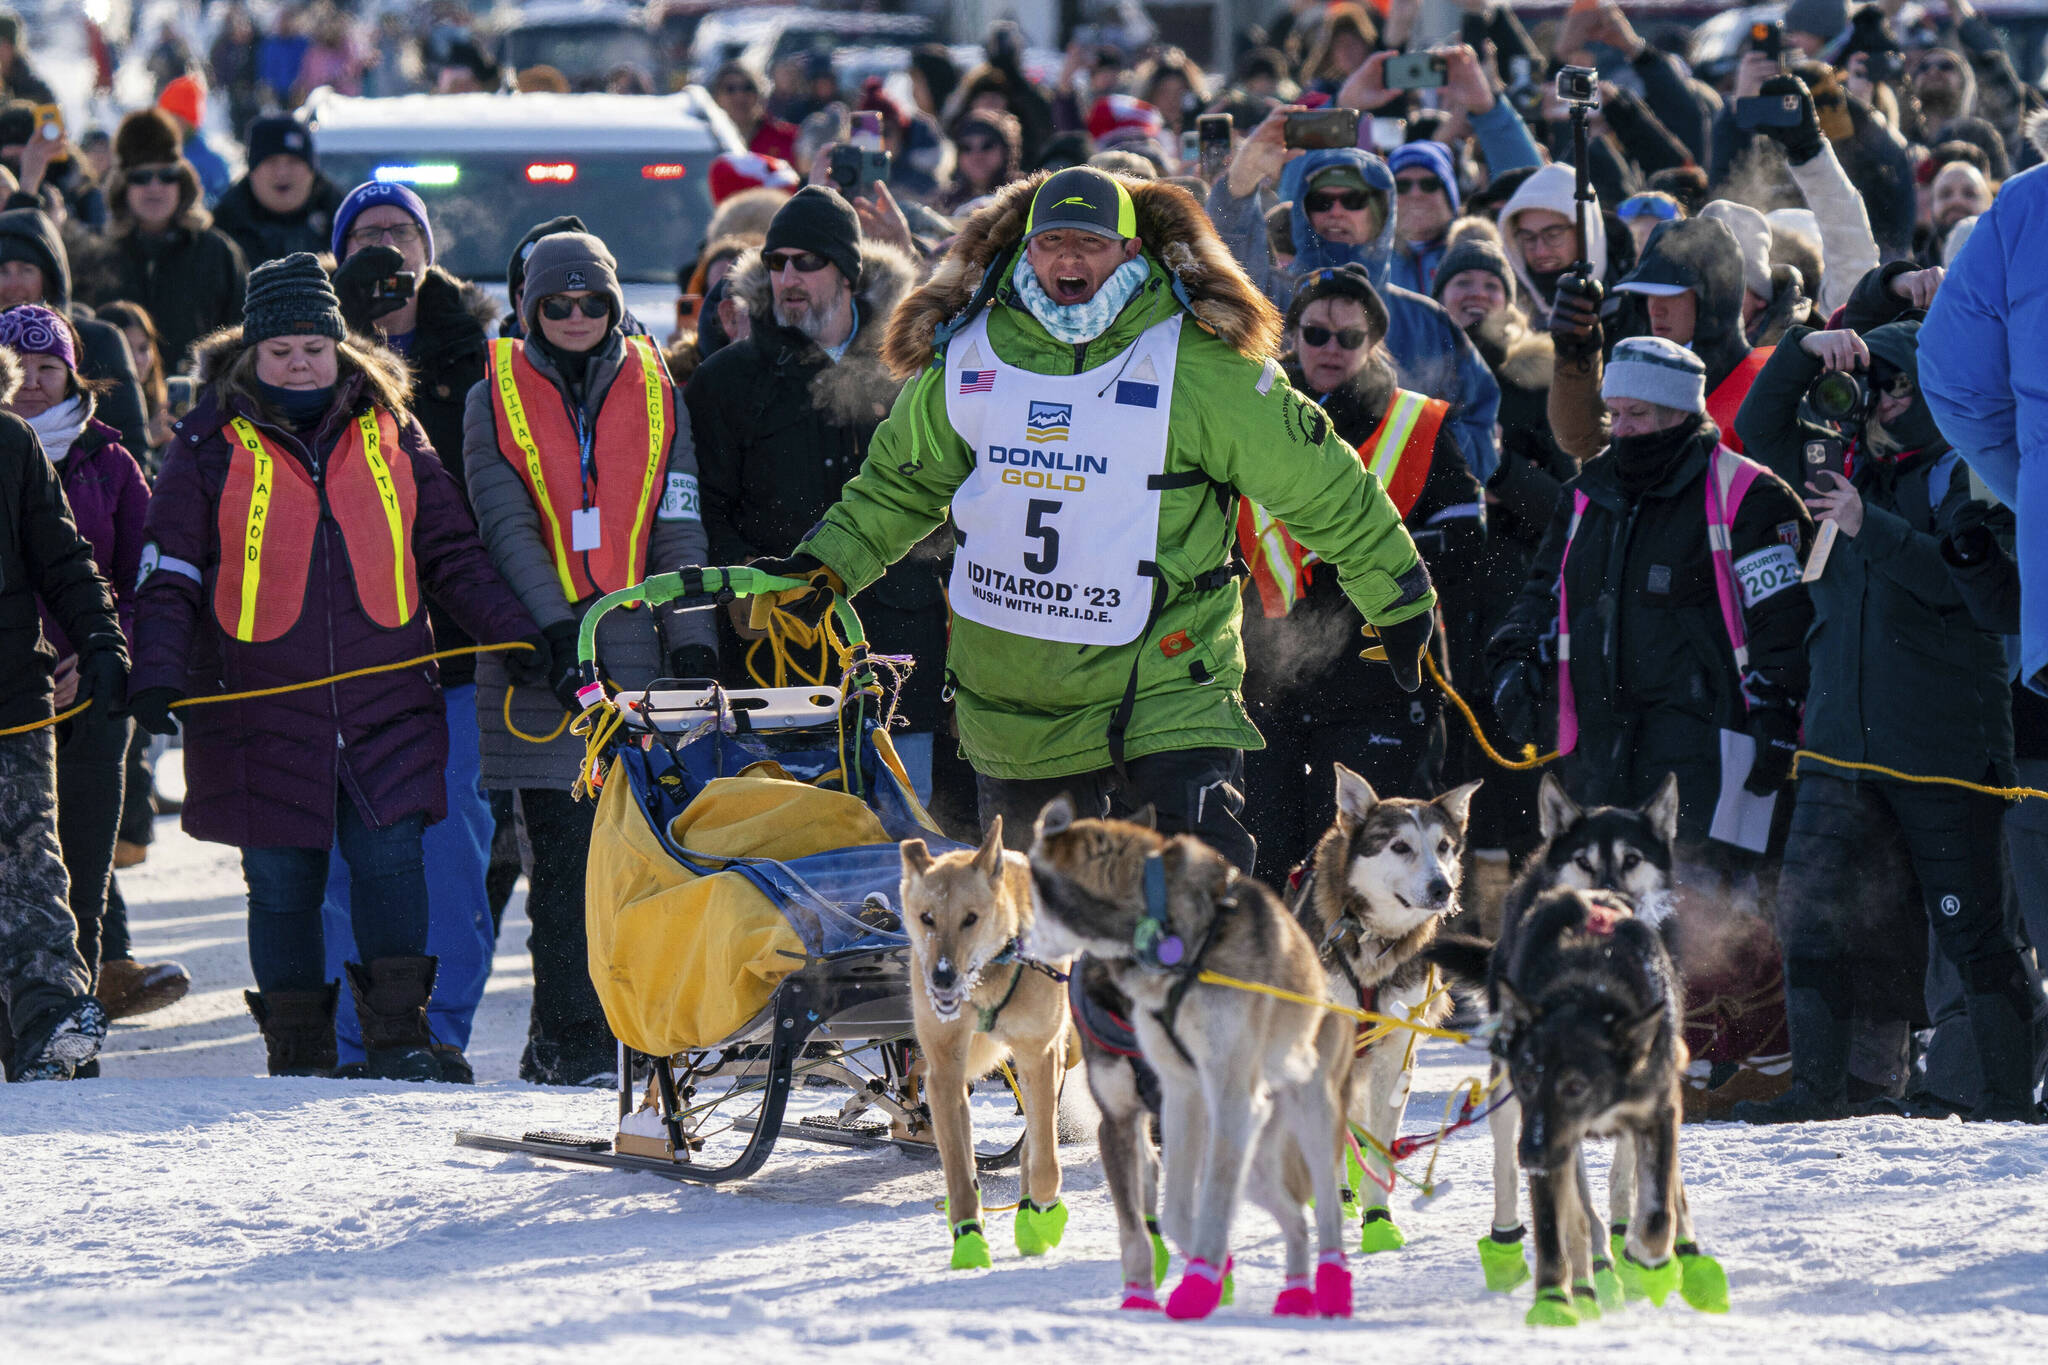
[243,792,427,993]
[320,685,497,1060]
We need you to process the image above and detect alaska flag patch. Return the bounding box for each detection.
[959,369,995,394]
[1115,380,1159,408]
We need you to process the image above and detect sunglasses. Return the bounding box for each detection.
[539,294,610,320]
[765,250,831,274]
[1618,195,1680,222]
[1305,189,1369,214]
[126,165,180,186]
[1393,174,1443,196]
[1300,324,1368,349]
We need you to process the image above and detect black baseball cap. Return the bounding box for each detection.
[1024,167,1137,242]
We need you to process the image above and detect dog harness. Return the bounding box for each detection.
[1555,443,1764,755]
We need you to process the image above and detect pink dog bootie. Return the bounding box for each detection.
[1165,1257,1227,1319]
[1315,1249,1354,1318]
[1121,1282,1162,1312]
[1273,1274,1316,1317]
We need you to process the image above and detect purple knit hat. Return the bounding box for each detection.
[0,304,76,370]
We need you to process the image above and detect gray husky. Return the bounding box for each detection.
[1287,764,1481,1253]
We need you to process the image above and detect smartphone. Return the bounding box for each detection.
[1383,52,1447,91]
[1283,108,1361,151]
[1197,112,1232,180]
[1735,93,1806,129]
[32,103,61,142]
[849,110,884,151]
[1750,20,1784,64]
[1369,116,1406,152]
[828,143,891,194]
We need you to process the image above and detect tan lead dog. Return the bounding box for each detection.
[900,817,1073,1271]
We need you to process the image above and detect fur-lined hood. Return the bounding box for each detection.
[724,238,920,424]
[1468,306,1554,393]
[881,172,1282,381]
[726,238,919,356]
[191,325,414,428]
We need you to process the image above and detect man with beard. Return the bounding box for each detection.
[1924,160,1993,266]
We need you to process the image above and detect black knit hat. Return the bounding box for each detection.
[243,252,346,343]
[763,186,862,285]
[245,113,316,171]
[1432,234,1514,302]
[1285,262,1389,340]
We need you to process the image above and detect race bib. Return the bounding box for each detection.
[657,471,701,521]
[1733,543,1800,608]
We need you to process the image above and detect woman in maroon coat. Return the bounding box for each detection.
[129,255,545,1079]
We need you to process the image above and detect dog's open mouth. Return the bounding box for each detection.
[924,968,982,1022]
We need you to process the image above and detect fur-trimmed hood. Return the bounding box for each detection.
[191,325,415,427]
[726,238,920,425]
[881,171,1282,381]
[1467,306,1554,393]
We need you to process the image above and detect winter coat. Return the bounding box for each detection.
[1207,150,1503,483]
[463,330,715,791]
[1735,320,2012,785]
[133,338,538,849]
[800,173,1433,781]
[0,403,123,730]
[0,208,151,457]
[1551,216,1760,461]
[37,414,147,657]
[181,131,234,206]
[1498,162,1611,331]
[683,241,953,730]
[401,267,492,689]
[1785,143,1880,318]
[210,173,345,270]
[1243,356,1479,725]
[1487,418,1814,839]
[1712,98,1916,262]
[1921,155,2048,690]
[83,216,248,374]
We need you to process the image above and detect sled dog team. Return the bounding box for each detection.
[897,765,1729,1326]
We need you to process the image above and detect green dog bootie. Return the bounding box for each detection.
[1014,1198,1069,1257]
[1221,1263,1236,1307]
[1591,1259,1626,1313]
[1525,1286,1579,1327]
[1571,1278,1602,1321]
[1678,1246,1731,1314]
[1478,1226,1532,1292]
[1359,1207,1406,1253]
[1617,1251,1682,1306]
[1146,1215,1170,1287]
[950,1219,993,1270]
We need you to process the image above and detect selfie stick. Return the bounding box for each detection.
[1569,94,1594,278]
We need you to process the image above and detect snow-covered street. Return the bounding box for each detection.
[9,774,2048,1363]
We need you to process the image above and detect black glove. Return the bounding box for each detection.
[504,632,552,688]
[129,685,183,737]
[541,620,586,714]
[666,643,719,680]
[1743,707,1802,796]
[1360,611,1434,693]
[332,245,414,333]
[1490,659,1543,753]
[1942,500,1998,567]
[746,553,843,629]
[77,647,129,723]
[1757,74,1824,165]
[1549,270,1604,357]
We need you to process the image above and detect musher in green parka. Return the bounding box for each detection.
[745,169,1434,873]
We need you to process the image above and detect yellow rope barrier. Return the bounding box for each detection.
[0,700,92,738]
[1422,650,1559,772]
[1792,749,2048,802]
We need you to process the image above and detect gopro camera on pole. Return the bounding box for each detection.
[1555,65,1599,280]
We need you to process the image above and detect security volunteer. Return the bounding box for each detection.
[128,253,544,1080]
[747,167,1435,873]
[460,230,716,1088]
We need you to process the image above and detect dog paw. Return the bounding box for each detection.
[1591,1260,1626,1313]
[949,1221,993,1271]
[1165,1258,1226,1320]
[1571,1279,1602,1321]
[1617,1251,1682,1307]
[1121,1283,1163,1312]
[1358,1208,1406,1254]
[1314,1250,1353,1318]
[1477,1229,1532,1293]
[1014,1198,1069,1256]
[1678,1250,1731,1314]
[1525,1286,1579,1327]
[1273,1279,1316,1317]
[1146,1217,1170,1288]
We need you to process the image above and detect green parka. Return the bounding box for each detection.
[798,174,1432,780]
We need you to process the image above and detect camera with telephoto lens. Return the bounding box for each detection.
[1555,65,1598,107]
[1806,355,1900,426]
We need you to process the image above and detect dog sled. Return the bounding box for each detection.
[456,567,1033,1185]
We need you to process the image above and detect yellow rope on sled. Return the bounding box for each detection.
[1195,968,1478,1044]
[1422,650,1560,772]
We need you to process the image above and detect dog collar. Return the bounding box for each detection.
[1132,852,1185,969]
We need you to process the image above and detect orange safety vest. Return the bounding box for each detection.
[212,410,418,643]
[1705,346,1772,455]
[1239,388,1447,617]
[490,334,672,603]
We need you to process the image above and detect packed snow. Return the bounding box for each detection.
[9,755,2048,1364]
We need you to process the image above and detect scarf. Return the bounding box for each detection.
[22,394,87,464]
[1011,255,1148,347]
[1612,413,1703,501]
[258,380,335,429]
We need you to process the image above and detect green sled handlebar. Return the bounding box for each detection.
[574,565,867,675]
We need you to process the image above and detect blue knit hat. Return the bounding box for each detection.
[331,181,435,263]
[1387,140,1460,214]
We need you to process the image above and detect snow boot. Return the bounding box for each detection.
[433,1045,476,1085]
[97,957,191,1020]
[8,995,107,1081]
[1734,983,1852,1124]
[345,956,440,1082]
[1964,956,2045,1123]
[244,984,338,1077]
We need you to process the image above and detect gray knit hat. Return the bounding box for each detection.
[243,252,346,344]
[1432,234,1514,302]
[1602,336,1706,415]
[518,231,624,337]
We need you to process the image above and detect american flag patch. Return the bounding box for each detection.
[958,369,995,394]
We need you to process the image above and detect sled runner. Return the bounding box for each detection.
[457,567,1032,1184]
